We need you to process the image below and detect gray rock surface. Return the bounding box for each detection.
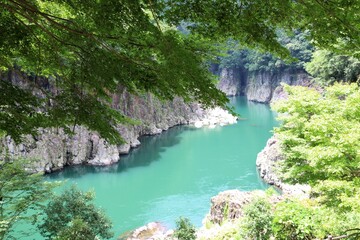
[256,136,311,198]
[246,70,311,103]
[217,68,312,103]
[119,222,173,240]
[217,68,244,96]
[0,71,206,172]
[203,190,282,225]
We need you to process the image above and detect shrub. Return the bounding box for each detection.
[174,217,196,240]
[240,197,274,240]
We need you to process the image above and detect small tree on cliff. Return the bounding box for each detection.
[38,185,113,240]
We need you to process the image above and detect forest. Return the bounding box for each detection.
[0,0,360,239]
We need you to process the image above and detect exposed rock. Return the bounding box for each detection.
[271,73,314,103]
[206,190,257,225]
[217,67,312,103]
[246,70,311,103]
[203,190,283,226]
[0,70,208,172]
[193,107,237,128]
[256,137,283,187]
[256,136,311,199]
[205,190,263,225]
[118,222,174,240]
[1,70,240,172]
[217,67,245,96]
[246,72,274,102]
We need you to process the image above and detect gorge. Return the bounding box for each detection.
[5,68,300,239]
[1,66,307,172]
[46,96,278,237]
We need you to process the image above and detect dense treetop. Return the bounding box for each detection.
[219,30,314,73]
[273,83,360,211]
[1,0,359,143]
[305,49,360,85]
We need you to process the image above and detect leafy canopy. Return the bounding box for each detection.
[272,83,360,223]
[273,83,360,184]
[173,217,196,240]
[219,30,314,73]
[305,49,360,85]
[1,0,360,143]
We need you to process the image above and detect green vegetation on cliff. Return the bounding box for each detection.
[198,84,360,239]
[219,30,314,73]
[0,159,112,239]
[1,1,360,239]
[305,50,360,85]
[273,84,360,186]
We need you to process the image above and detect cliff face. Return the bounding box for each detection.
[217,67,312,102]
[0,72,205,173]
[217,67,247,96]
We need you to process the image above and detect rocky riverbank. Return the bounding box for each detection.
[256,136,311,198]
[0,83,237,173]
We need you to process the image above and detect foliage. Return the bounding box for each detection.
[272,198,360,240]
[272,200,319,240]
[0,159,58,239]
[38,185,113,240]
[173,217,196,240]
[219,30,314,73]
[305,49,360,85]
[271,83,360,237]
[311,179,360,212]
[54,218,96,240]
[1,0,360,143]
[0,0,228,144]
[209,84,360,239]
[240,197,273,240]
[272,83,360,185]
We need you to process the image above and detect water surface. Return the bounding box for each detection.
[47,97,277,237]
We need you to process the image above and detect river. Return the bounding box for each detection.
[45,96,277,238]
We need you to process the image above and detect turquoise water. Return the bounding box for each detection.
[45,96,277,238]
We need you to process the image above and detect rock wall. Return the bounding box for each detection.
[217,67,246,96]
[256,136,311,198]
[0,72,205,173]
[217,67,312,103]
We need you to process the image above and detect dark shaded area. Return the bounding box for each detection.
[118,126,193,170]
[46,125,197,180]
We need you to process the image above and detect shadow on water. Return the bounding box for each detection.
[118,125,196,171]
[46,125,196,180]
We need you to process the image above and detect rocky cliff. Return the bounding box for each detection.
[217,67,247,96]
[256,136,311,198]
[217,67,312,102]
[0,71,207,173]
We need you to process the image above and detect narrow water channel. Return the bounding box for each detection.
[46,96,278,238]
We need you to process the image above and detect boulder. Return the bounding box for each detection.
[205,190,265,225]
[119,222,173,240]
